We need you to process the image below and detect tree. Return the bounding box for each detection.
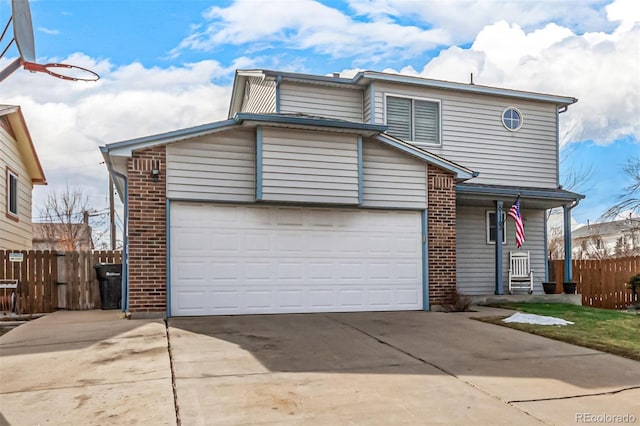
[36,186,96,251]
[602,157,640,219]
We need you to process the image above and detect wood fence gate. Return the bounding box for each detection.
[0,250,122,314]
[550,257,639,309]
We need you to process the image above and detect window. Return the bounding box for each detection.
[6,168,18,219]
[386,95,440,145]
[502,107,523,131]
[486,211,506,244]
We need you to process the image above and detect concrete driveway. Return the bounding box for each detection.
[1,309,639,425]
[168,309,640,425]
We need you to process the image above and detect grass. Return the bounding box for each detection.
[476,303,640,361]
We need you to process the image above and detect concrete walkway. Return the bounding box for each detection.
[1,308,639,425]
[0,311,175,425]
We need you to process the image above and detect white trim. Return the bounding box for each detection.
[501,107,524,132]
[6,168,18,218]
[486,210,506,244]
[384,93,442,146]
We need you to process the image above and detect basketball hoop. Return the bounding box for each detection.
[0,0,100,83]
[22,61,100,82]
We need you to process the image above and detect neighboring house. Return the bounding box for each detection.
[572,219,640,259]
[0,105,47,250]
[32,222,94,251]
[101,69,583,317]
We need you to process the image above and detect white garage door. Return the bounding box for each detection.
[170,202,423,316]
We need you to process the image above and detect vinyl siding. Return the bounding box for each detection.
[280,82,364,122]
[362,139,427,209]
[0,127,33,250]
[364,85,372,124]
[261,128,358,204]
[456,206,546,295]
[373,82,558,188]
[166,129,256,202]
[241,77,277,114]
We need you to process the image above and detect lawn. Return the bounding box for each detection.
[477,303,640,361]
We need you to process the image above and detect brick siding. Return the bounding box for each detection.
[127,146,167,313]
[427,165,457,306]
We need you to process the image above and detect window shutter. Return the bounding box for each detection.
[386,97,412,141]
[414,100,439,144]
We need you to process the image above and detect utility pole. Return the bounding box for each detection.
[109,175,116,250]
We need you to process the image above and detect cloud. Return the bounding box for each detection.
[347,0,612,42]
[407,2,640,145]
[0,55,233,212]
[37,27,60,36]
[171,0,450,62]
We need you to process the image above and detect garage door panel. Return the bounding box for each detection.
[171,203,422,316]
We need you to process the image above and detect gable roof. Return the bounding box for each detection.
[0,105,47,185]
[230,69,578,117]
[101,112,477,200]
[573,219,640,239]
[102,112,473,179]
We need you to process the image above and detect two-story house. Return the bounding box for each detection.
[101,69,583,317]
[0,105,47,250]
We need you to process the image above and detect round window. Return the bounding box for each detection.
[502,107,523,131]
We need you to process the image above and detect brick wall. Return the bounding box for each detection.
[427,165,457,306]
[127,146,167,313]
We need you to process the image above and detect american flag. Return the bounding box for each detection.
[508,196,526,248]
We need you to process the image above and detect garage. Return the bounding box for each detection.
[169,202,423,316]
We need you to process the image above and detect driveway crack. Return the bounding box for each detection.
[509,385,640,404]
[326,315,550,424]
[165,320,181,426]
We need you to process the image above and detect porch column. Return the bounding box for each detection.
[495,200,504,294]
[563,204,573,282]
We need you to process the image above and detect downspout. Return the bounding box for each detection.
[563,199,581,283]
[110,168,129,313]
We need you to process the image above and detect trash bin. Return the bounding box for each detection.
[94,264,122,310]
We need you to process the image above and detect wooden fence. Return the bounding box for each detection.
[0,250,122,314]
[550,257,640,309]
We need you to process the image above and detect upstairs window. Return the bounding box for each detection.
[6,168,18,219]
[502,107,523,131]
[386,95,440,145]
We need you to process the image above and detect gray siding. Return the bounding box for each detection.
[166,129,256,202]
[241,77,276,114]
[280,82,364,122]
[456,206,546,295]
[373,83,558,188]
[362,139,427,209]
[261,128,358,204]
[364,85,372,124]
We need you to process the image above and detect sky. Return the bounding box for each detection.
[0,0,639,244]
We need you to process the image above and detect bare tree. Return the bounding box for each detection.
[36,186,94,251]
[602,157,640,219]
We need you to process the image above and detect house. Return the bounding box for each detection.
[572,218,640,259]
[101,69,583,317]
[32,222,94,251]
[0,105,47,250]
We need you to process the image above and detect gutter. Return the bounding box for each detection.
[101,147,129,313]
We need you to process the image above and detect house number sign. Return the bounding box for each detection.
[9,253,24,262]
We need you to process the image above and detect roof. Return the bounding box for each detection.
[0,105,46,185]
[374,133,475,181]
[573,219,640,239]
[231,69,578,116]
[456,183,584,209]
[101,112,478,201]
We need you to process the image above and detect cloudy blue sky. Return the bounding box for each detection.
[1,0,639,241]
